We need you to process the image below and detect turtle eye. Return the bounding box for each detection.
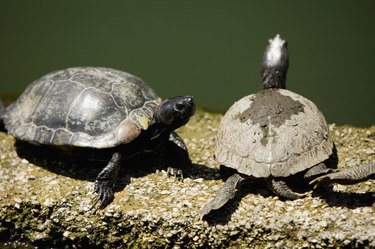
[174,103,185,112]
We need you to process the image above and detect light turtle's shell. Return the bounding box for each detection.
[5,67,162,148]
[214,88,333,178]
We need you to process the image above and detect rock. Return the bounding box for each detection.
[0,109,374,248]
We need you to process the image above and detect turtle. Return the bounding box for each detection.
[201,34,375,218]
[4,67,196,210]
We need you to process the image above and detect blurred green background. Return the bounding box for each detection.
[0,1,374,126]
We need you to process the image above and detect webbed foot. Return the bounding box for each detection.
[91,152,121,211]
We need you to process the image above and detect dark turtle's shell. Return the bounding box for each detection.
[214,88,333,178]
[5,67,162,148]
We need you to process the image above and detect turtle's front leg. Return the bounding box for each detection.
[310,163,375,187]
[91,152,122,210]
[165,132,191,179]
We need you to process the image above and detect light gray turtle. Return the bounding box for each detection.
[201,35,374,218]
[4,67,196,210]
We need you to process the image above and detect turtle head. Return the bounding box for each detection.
[154,96,196,132]
[261,34,289,90]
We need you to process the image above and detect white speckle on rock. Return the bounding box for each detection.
[0,110,375,248]
[160,190,171,195]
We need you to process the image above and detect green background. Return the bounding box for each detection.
[0,1,374,126]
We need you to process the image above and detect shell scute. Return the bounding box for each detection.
[5,67,161,148]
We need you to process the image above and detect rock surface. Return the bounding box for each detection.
[0,109,374,248]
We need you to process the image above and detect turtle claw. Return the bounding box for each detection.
[166,167,184,179]
[91,180,115,211]
[90,152,121,211]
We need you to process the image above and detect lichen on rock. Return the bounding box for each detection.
[0,109,374,248]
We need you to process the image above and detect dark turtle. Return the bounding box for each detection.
[4,67,196,210]
[201,35,374,218]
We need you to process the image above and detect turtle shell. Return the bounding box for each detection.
[5,67,162,148]
[214,88,333,178]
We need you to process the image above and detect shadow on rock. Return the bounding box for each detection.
[189,163,221,181]
[202,179,272,225]
[202,164,375,225]
[203,179,375,225]
[13,140,204,195]
[312,187,375,208]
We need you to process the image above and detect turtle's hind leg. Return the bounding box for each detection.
[310,163,375,187]
[201,173,245,219]
[266,178,306,200]
[304,162,337,179]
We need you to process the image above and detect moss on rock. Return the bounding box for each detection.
[0,109,374,248]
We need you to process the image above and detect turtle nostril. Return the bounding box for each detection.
[186,96,194,103]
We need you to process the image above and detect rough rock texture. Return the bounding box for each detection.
[0,109,374,248]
